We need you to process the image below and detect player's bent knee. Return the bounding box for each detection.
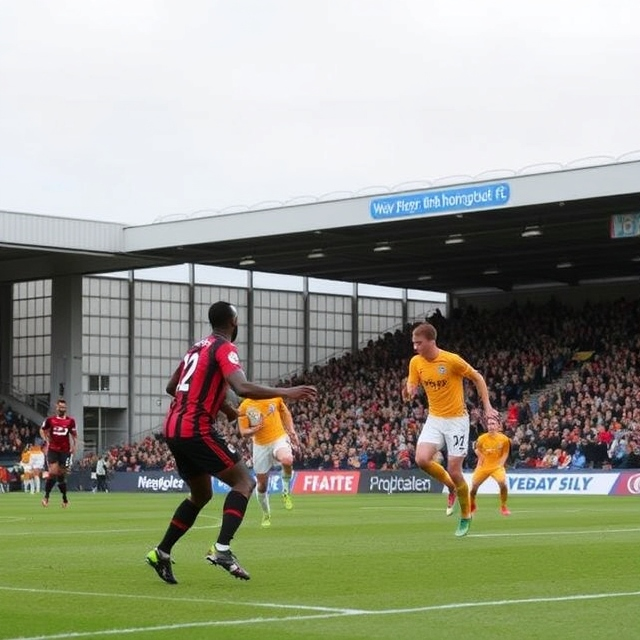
[415,455,432,469]
[234,476,256,496]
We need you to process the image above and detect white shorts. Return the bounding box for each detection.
[252,436,291,474]
[417,414,470,458]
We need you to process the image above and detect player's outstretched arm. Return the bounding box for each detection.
[226,370,316,403]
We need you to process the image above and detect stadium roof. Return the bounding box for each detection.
[2,160,640,296]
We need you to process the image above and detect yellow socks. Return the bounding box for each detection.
[423,460,455,492]
[455,479,471,518]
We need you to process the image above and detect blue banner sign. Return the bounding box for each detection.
[370,182,511,220]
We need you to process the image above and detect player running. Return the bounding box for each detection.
[237,397,299,527]
[470,417,512,516]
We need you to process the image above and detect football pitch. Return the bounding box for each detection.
[0,491,638,640]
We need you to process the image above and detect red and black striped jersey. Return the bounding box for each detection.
[163,334,243,439]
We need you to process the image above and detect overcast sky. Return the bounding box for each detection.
[1,0,639,225]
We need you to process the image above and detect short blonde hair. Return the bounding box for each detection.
[412,322,437,341]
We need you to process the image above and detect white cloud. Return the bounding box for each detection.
[1,0,639,223]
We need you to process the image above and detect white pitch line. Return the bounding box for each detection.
[0,524,218,537]
[1,524,637,539]
[0,516,27,523]
[2,590,640,640]
[0,585,354,611]
[470,527,640,538]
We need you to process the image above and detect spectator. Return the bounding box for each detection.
[556,447,572,470]
[609,439,628,468]
[0,465,9,492]
[570,445,587,470]
[95,454,110,492]
[622,442,640,469]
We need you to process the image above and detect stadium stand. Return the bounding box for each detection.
[80,297,640,474]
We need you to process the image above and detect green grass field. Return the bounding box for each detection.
[0,491,638,640]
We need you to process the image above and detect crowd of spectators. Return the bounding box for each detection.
[0,401,40,460]
[76,436,176,475]
[83,296,640,473]
[3,297,638,477]
[0,402,43,491]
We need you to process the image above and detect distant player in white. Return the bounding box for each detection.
[29,443,46,494]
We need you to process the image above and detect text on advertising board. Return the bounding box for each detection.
[370,183,510,220]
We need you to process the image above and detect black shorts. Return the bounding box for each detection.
[47,450,71,468]
[167,431,241,480]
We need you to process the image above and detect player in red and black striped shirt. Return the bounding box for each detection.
[146,301,316,584]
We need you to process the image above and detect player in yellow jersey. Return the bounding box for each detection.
[20,446,34,494]
[237,397,299,527]
[403,322,498,537]
[470,417,512,516]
